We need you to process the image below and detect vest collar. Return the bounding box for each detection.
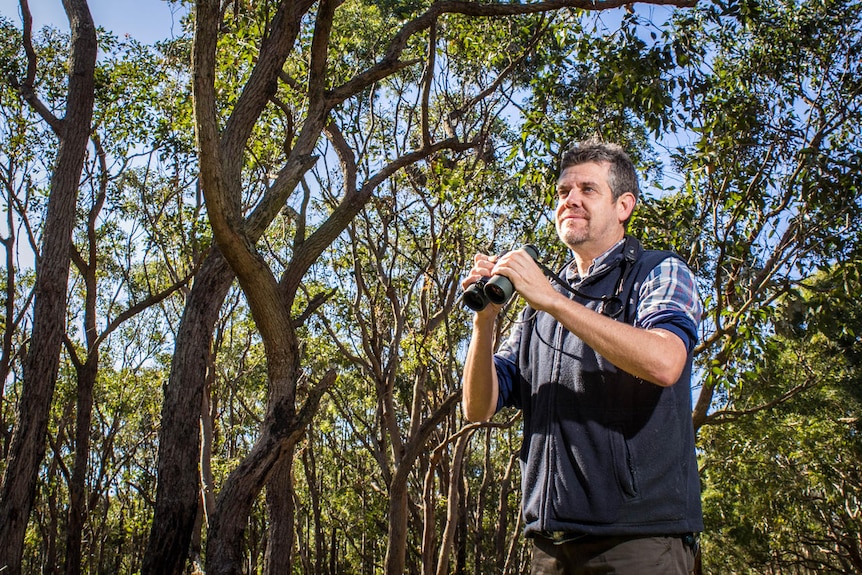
[565,236,641,285]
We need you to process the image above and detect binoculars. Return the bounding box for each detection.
[462,245,539,311]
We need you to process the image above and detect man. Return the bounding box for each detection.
[461,139,702,574]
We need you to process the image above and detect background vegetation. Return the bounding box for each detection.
[0,0,859,573]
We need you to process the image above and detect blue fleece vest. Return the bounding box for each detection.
[503,237,703,537]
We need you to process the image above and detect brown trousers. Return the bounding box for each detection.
[530,533,697,575]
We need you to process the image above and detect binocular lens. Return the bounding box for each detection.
[462,280,490,311]
[484,277,513,304]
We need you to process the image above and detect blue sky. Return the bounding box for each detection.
[0,0,188,44]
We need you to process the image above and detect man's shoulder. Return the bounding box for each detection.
[636,247,684,272]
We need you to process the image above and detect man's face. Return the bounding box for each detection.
[554,161,634,253]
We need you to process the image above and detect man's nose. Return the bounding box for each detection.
[561,190,581,207]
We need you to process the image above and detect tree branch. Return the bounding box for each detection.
[11,0,64,133]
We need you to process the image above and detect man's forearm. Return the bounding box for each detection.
[542,291,687,387]
[462,314,500,422]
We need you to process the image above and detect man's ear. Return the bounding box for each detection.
[616,192,637,223]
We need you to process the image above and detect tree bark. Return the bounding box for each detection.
[63,354,98,575]
[495,454,518,573]
[142,249,235,575]
[0,1,96,572]
[263,446,297,575]
[435,431,473,575]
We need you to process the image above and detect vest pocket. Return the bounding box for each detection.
[609,425,639,499]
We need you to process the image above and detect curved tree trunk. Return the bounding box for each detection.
[206,370,336,575]
[144,0,316,567]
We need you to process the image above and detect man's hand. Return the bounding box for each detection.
[490,248,560,312]
[461,252,506,421]
[462,253,504,317]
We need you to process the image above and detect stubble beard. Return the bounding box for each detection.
[557,219,590,250]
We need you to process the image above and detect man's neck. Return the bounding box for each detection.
[572,236,626,277]
[573,255,593,278]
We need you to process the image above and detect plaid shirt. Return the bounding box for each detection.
[564,239,702,352]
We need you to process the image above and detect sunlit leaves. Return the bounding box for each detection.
[700,268,862,572]
[519,10,675,197]
[663,0,862,436]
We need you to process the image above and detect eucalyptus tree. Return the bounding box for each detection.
[28,328,170,574]
[0,1,96,572]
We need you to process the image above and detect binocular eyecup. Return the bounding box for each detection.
[462,245,539,312]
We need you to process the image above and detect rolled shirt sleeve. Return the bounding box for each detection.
[636,257,702,353]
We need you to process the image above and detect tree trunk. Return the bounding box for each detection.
[0,1,96,572]
[207,429,294,575]
[456,472,467,575]
[421,447,443,575]
[142,249,235,575]
[191,367,217,571]
[435,431,472,575]
[145,0,315,564]
[63,354,98,575]
[495,454,517,573]
[64,164,107,575]
[206,370,335,575]
[43,455,62,575]
[263,447,297,575]
[385,478,411,575]
[298,441,324,574]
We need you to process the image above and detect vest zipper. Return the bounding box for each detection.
[538,293,569,529]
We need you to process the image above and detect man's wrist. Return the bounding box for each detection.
[472,311,497,331]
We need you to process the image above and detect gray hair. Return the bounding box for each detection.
[559,139,640,203]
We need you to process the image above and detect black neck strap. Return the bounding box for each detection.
[534,236,639,318]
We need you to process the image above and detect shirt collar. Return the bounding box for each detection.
[565,238,626,283]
